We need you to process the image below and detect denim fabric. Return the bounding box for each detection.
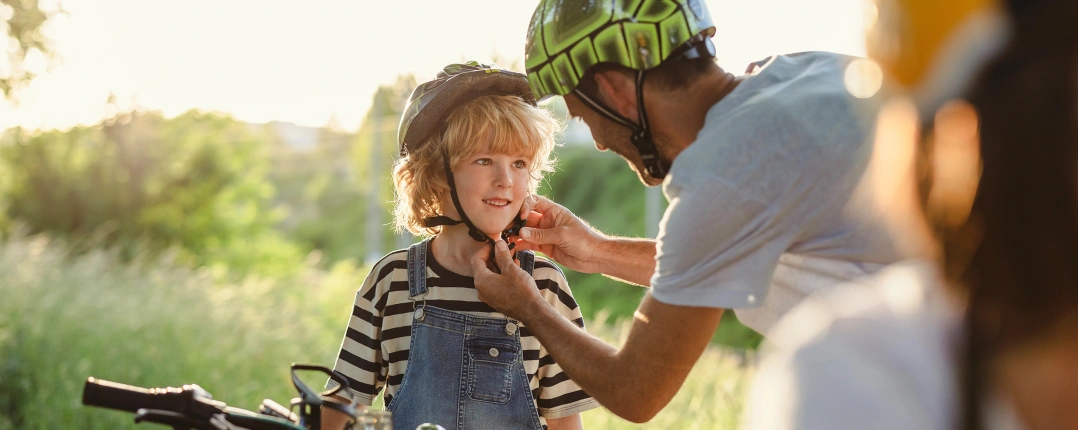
[388,239,542,430]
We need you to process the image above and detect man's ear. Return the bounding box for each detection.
[592,69,639,120]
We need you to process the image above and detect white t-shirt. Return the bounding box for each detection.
[650,51,902,335]
[742,261,1023,430]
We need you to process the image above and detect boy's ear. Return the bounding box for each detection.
[592,70,639,120]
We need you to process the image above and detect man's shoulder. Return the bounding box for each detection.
[723,51,860,111]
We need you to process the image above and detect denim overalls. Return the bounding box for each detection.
[387,239,545,430]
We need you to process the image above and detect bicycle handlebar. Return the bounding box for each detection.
[82,377,225,416]
[82,377,306,430]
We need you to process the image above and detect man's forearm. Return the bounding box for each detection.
[595,236,656,287]
[520,303,647,421]
[519,296,705,423]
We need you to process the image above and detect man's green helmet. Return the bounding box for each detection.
[525,0,717,101]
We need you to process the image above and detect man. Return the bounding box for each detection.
[471,0,902,423]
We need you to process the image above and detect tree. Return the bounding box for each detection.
[0,107,302,276]
[1,0,61,99]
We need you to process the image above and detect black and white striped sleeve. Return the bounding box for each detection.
[531,259,600,418]
[327,259,397,405]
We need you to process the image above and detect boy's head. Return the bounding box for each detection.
[393,63,560,237]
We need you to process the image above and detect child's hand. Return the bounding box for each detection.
[471,240,544,322]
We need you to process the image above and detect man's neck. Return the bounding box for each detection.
[648,68,742,161]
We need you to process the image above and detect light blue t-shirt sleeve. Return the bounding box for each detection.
[648,52,892,313]
[649,177,796,309]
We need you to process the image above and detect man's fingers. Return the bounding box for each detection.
[520,225,563,246]
[471,243,494,275]
[519,193,539,220]
[493,240,517,271]
[524,210,544,228]
[511,240,540,253]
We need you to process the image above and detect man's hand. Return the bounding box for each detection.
[471,240,546,321]
[513,195,658,286]
[512,195,608,274]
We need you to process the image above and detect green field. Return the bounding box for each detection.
[0,234,753,429]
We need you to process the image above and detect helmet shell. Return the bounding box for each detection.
[524,0,716,101]
[397,61,536,156]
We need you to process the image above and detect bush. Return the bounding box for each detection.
[0,110,302,277]
[0,234,753,429]
[0,233,350,429]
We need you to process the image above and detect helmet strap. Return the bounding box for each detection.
[572,70,669,180]
[423,152,492,243]
[422,151,526,272]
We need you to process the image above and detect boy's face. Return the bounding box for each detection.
[442,146,533,238]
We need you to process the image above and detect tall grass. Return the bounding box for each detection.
[579,312,756,429]
[0,234,753,429]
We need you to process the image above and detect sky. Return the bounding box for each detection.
[0,0,868,133]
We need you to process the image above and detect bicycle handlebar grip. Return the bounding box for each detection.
[82,377,187,414]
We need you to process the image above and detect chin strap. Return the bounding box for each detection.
[423,151,526,272]
[570,37,715,181]
[573,69,669,180]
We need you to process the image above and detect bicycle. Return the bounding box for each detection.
[81,363,364,430]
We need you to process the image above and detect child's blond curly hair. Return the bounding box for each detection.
[392,94,560,236]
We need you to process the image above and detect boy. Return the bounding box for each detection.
[325,62,597,430]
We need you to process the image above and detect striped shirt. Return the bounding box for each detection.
[328,244,599,422]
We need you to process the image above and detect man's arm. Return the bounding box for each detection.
[586,236,656,287]
[513,195,656,286]
[522,293,723,422]
[545,414,584,430]
[473,241,723,423]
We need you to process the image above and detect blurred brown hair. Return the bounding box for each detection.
[938,1,1078,428]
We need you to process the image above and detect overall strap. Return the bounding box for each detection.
[517,250,535,276]
[406,239,430,298]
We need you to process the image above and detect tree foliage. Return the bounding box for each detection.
[0,108,301,276]
[1,0,60,99]
[272,74,417,264]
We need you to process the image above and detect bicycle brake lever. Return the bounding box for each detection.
[134,408,205,429]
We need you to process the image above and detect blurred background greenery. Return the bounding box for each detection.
[0,75,761,429]
[0,0,871,427]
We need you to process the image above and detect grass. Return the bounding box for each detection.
[0,234,753,429]
[579,311,756,429]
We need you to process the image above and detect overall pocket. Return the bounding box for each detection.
[465,337,519,404]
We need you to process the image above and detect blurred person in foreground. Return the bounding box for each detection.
[469,0,905,422]
[743,0,1078,429]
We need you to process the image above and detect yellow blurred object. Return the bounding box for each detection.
[866,0,1009,103]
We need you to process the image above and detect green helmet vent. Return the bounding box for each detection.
[525,0,716,100]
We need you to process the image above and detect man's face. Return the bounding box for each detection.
[564,93,664,186]
[441,148,533,238]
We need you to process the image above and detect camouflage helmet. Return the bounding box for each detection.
[524,0,716,101]
[397,61,536,156]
